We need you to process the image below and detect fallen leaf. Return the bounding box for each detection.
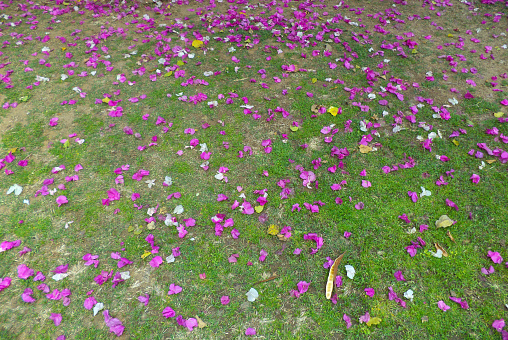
[267,224,279,236]
[326,252,345,299]
[147,221,155,230]
[494,112,504,118]
[452,139,459,146]
[311,104,320,113]
[8,147,17,154]
[290,126,299,132]
[141,250,151,259]
[359,145,372,154]
[254,206,264,213]
[311,78,317,84]
[127,225,134,232]
[434,243,449,257]
[195,315,207,328]
[133,226,143,235]
[435,215,453,228]
[367,317,382,326]
[102,97,110,104]
[277,234,288,242]
[485,159,496,164]
[447,231,455,242]
[422,316,429,323]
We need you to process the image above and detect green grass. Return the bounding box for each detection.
[0,1,507,339]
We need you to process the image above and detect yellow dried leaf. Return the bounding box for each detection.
[435,215,453,228]
[192,40,203,48]
[311,78,317,83]
[452,139,459,146]
[147,221,155,230]
[61,47,66,51]
[448,34,454,38]
[195,315,207,328]
[359,145,372,154]
[267,224,279,235]
[326,252,345,299]
[164,71,173,77]
[102,97,110,104]
[367,317,382,326]
[8,147,17,154]
[277,234,288,242]
[412,49,418,54]
[290,126,299,132]
[128,225,134,232]
[176,60,184,66]
[311,104,320,113]
[434,243,449,257]
[485,159,496,164]
[254,206,264,213]
[141,250,151,259]
[133,226,143,235]
[447,230,455,242]
[494,112,504,118]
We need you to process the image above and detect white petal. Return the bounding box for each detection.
[166,254,176,263]
[173,205,184,215]
[93,302,104,316]
[52,273,69,281]
[120,271,130,280]
[246,288,259,302]
[345,265,355,279]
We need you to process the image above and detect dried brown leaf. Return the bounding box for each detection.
[359,145,372,154]
[195,315,207,328]
[434,243,448,257]
[447,231,455,242]
[326,252,345,299]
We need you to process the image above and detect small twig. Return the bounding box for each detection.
[253,275,278,285]
[233,77,248,82]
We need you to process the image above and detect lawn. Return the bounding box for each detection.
[0,0,508,339]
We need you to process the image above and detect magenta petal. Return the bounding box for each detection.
[50,313,62,326]
[137,294,150,307]
[492,319,505,332]
[149,256,163,268]
[343,314,352,329]
[437,300,451,312]
[364,288,375,297]
[84,296,97,310]
[245,328,256,336]
[185,318,198,331]
[162,306,176,318]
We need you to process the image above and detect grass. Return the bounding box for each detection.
[0,0,507,339]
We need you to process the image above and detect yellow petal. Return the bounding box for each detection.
[367,317,382,326]
[192,40,203,48]
[328,106,338,116]
[141,250,151,259]
[102,97,110,104]
[311,78,317,83]
[267,224,279,236]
